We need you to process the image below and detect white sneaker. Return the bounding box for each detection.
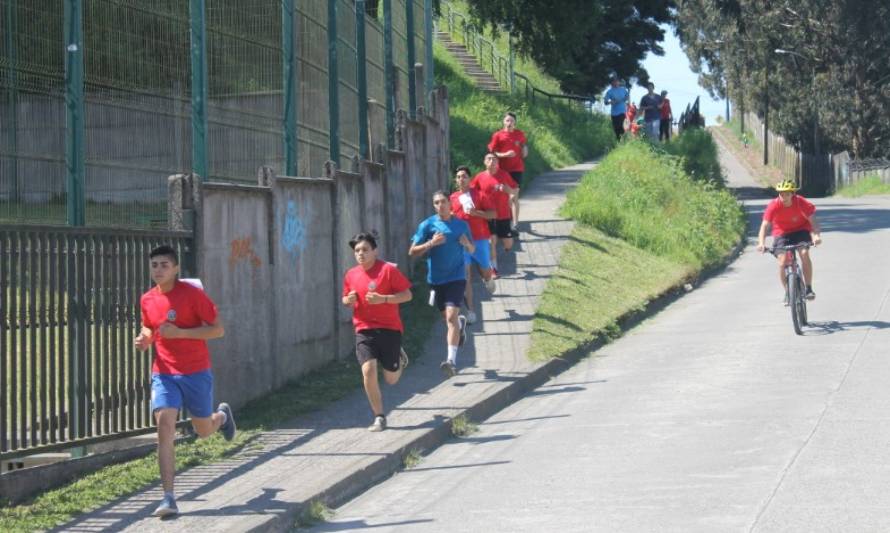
[484,277,497,294]
[368,415,386,432]
[466,311,477,324]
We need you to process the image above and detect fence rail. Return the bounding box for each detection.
[439,1,595,108]
[0,225,193,460]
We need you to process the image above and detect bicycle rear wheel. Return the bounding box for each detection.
[788,272,803,335]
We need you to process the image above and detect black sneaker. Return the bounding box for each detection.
[805,287,816,300]
[217,402,236,441]
[458,315,468,347]
[368,415,386,432]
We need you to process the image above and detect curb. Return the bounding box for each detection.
[264,233,750,531]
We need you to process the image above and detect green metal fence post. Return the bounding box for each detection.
[282,0,297,175]
[327,0,340,165]
[383,0,395,148]
[64,0,85,226]
[509,34,516,94]
[189,0,208,181]
[4,0,19,202]
[423,0,434,108]
[356,0,370,160]
[405,0,417,119]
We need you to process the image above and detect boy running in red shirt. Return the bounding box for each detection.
[135,245,236,518]
[470,153,519,278]
[450,165,497,323]
[488,112,528,233]
[342,232,413,432]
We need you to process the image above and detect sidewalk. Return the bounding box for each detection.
[56,162,596,533]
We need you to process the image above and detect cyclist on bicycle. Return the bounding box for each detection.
[756,180,822,305]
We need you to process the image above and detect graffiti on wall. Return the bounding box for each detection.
[229,236,262,270]
[281,200,307,263]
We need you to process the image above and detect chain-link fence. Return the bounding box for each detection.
[1,0,430,228]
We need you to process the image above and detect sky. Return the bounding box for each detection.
[639,24,727,124]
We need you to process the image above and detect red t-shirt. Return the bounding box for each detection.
[342,260,412,333]
[450,189,492,240]
[141,280,219,375]
[470,170,518,220]
[763,195,816,236]
[660,98,672,120]
[487,129,527,173]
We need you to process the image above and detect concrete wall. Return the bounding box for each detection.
[171,87,450,409]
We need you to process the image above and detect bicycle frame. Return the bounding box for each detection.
[769,242,812,335]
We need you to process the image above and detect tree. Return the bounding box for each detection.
[461,0,674,96]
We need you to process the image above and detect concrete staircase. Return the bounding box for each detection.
[436,30,502,93]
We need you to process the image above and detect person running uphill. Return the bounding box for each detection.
[342,232,413,432]
[488,112,527,234]
[135,245,236,518]
[409,191,475,377]
[604,77,630,141]
[470,153,519,278]
[756,180,823,304]
[450,165,497,324]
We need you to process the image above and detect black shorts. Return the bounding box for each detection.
[509,171,524,188]
[355,329,403,372]
[774,229,812,248]
[431,279,466,311]
[611,114,626,137]
[488,218,514,239]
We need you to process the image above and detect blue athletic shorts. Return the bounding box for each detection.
[464,238,492,270]
[151,370,214,418]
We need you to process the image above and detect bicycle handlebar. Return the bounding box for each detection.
[766,242,813,256]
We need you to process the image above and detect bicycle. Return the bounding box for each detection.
[767,242,812,335]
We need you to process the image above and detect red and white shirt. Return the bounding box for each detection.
[470,170,518,220]
[450,189,492,240]
[342,260,412,333]
[488,129,527,173]
[763,195,816,236]
[141,280,218,375]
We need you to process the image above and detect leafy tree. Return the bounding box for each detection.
[461,0,674,96]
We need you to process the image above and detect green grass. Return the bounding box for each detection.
[449,413,478,437]
[528,224,690,361]
[530,131,745,362]
[401,447,424,470]
[0,271,439,532]
[660,128,725,186]
[834,174,890,197]
[562,139,745,269]
[435,40,614,188]
[293,499,333,529]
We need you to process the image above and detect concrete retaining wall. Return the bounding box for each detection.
[172,87,450,409]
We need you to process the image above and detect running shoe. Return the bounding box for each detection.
[466,310,478,324]
[458,315,468,346]
[782,292,790,306]
[217,402,236,441]
[440,360,457,378]
[805,287,816,300]
[399,348,409,370]
[153,494,179,518]
[484,277,497,294]
[368,415,386,432]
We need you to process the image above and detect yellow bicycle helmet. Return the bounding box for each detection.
[774,179,798,192]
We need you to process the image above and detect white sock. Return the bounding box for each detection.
[447,345,458,364]
[218,410,228,426]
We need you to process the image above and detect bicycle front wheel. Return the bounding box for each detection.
[788,272,804,335]
[797,275,808,326]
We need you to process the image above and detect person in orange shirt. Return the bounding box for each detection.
[659,90,673,141]
[487,112,527,235]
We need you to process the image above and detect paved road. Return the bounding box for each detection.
[309,145,890,532]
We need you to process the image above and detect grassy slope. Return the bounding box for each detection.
[529,137,746,361]
[435,40,613,183]
[835,175,890,197]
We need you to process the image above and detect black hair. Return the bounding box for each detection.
[149,245,179,265]
[455,165,470,174]
[505,111,517,120]
[432,190,449,201]
[349,231,378,250]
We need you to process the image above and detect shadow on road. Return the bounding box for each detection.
[802,320,890,336]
